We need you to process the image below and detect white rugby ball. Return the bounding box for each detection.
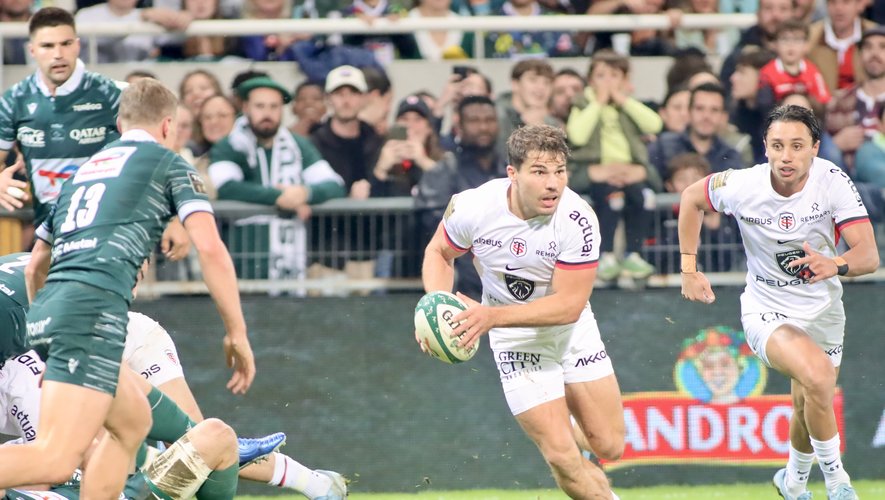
[414,291,478,364]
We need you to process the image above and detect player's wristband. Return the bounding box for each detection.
[680,253,697,274]
[833,256,849,276]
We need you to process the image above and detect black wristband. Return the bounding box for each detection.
[836,263,849,276]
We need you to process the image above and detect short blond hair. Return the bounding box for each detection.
[119,78,179,128]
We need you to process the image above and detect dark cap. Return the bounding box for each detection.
[860,26,885,46]
[236,76,292,104]
[396,94,431,120]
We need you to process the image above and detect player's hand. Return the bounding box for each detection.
[0,159,29,211]
[788,241,834,284]
[451,292,496,349]
[161,218,191,261]
[223,333,255,395]
[681,271,715,304]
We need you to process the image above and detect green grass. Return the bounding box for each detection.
[240,480,885,499]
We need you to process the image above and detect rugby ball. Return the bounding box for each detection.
[414,291,478,364]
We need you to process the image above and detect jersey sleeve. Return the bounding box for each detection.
[0,87,18,150]
[556,198,600,269]
[705,169,740,215]
[440,192,474,253]
[829,168,869,230]
[1,355,42,442]
[165,153,214,223]
[34,205,56,244]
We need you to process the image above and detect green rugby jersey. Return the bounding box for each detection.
[0,252,29,309]
[36,130,213,302]
[0,252,31,360]
[0,59,123,225]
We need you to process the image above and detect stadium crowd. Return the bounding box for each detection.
[2,0,885,289]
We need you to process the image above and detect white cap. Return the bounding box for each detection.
[324,65,368,93]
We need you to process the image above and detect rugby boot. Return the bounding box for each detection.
[238,431,286,468]
[773,468,813,500]
[315,469,348,499]
[827,484,859,500]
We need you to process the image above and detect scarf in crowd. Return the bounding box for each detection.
[228,117,308,284]
[824,18,861,64]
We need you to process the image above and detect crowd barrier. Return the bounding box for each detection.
[130,286,885,494]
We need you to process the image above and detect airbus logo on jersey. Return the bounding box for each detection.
[569,211,595,257]
[69,126,107,145]
[473,236,502,248]
[505,273,535,300]
[71,102,102,112]
[739,215,772,225]
[17,126,45,147]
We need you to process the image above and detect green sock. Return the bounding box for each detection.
[195,463,239,500]
[146,387,196,443]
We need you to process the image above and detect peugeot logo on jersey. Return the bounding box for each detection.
[505,273,534,300]
[776,249,809,277]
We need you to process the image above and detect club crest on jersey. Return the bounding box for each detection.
[505,273,535,300]
[188,171,207,194]
[776,249,808,277]
[778,212,797,232]
[26,103,37,114]
[510,237,527,257]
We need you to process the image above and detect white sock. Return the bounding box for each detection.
[268,452,332,498]
[810,434,851,492]
[784,445,814,497]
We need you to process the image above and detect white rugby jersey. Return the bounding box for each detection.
[123,311,165,360]
[443,178,600,338]
[706,158,869,316]
[0,351,43,443]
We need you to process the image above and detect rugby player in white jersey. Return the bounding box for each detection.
[678,105,879,500]
[421,125,624,500]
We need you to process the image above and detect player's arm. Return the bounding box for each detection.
[161,217,191,261]
[24,238,51,304]
[421,221,468,293]
[0,153,29,211]
[182,211,255,395]
[677,176,715,304]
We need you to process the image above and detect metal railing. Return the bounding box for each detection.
[0,13,756,64]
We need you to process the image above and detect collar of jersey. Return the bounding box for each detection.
[120,129,158,143]
[35,58,86,97]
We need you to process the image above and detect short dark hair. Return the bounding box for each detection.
[293,80,322,100]
[360,66,391,95]
[511,59,554,81]
[661,85,689,108]
[29,7,75,36]
[554,67,585,84]
[589,49,629,78]
[231,70,268,93]
[776,19,809,39]
[667,152,710,181]
[763,104,822,145]
[689,82,727,109]
[507,125,569,169]
[457,95,495,119]
[735,46,776,70]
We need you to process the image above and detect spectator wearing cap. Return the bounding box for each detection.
[827,25,885,172]
[310,65,385,200]
[209,76,345,280]
[372,94,444,197]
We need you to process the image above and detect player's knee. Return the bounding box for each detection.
[594,436,624,462]
[800,364,836,397]
[195,418,238,469]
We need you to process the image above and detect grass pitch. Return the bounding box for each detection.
[241,479,884,499]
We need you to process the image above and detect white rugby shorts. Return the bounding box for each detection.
[491,314,614,415]
[741,302,846,368]
[123,318,185,387]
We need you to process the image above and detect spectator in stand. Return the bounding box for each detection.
[434,66,493,150]
[795,0,826,24]
[548,68,585,129]
[179,69,224,118]
[729,46,778,164]
[684,73,756,166]
[0,0,32,64]
[193,94,238,157]
[672,0,739,57]
[75,0,191,62]
[310,65,384,200]
[408,0,473,60]
[415,95,506,297]
[808,0,876,93]
[340,0,420,62]
[290,81,326,137]
[229,69,268,110]
[372,95,443,197]
[235,0,311,61]
[759,19,832,106]
[484,0,580,58]
[719,0,795,96]
[826,26,885,171]
[124,69,158,83]
[359,66,395,136]
[587,0,676,57]
[650,83,745,182]
[209,76,345,280]
[496,59,559,154]
[658,86,692,134]
[855,104,885,189]
[157,0,233,60]
[566,49,661,282]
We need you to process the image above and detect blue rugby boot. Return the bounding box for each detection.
[238,432,286,469]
